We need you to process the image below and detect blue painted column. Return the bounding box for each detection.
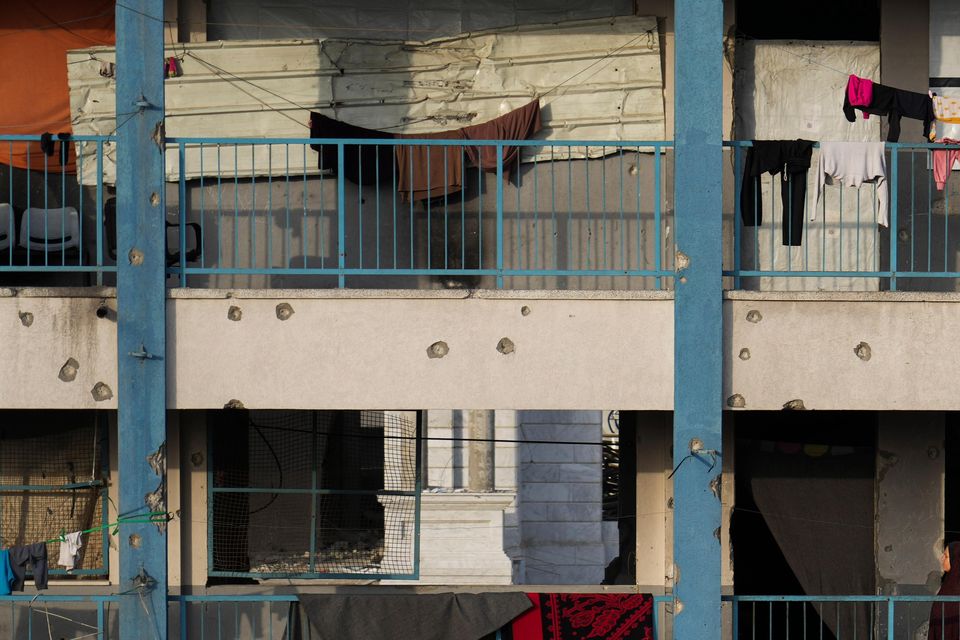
[115,1,167,639]
[673,0,724,638]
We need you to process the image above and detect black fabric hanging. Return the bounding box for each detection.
[740,140,814,247]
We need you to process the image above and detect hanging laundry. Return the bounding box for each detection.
[310,101,543,202]
[931,95,960,146]
[740,140,815,246]
[395,129,468,201]
[0,550,14,596]
[843,75,874,119]
[308,113,397,187]
[57,531,83,571]
[395,100,542,201]
[842,80,934,142]
[8,542,48,591]
[812,141,889,227]
[932,142,960,191]
[506,593,654,640]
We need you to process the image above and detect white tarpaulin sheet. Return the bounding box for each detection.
[735,40,880,141]
[734,41,881,292]
[67,16,664,185]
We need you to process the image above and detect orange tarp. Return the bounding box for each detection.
[0,1,115,173]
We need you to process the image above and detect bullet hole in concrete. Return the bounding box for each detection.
[58,358,79,383]
[145,442,167,533]
[276,303,295,321]
[91,382,113,402]
[782,399,806,411]
[128,533,141,549]
[746,309,762,323]
[884,545,894,552]
[667,497,674,509]
[929,446,940,460]
[898,228,910,242]
[18,311,33,327]
[227,305,242,321]
[727,394,745,408]
[497,337,515,355]
[854,341,872,361]
[149,192,160,207]
[709,475,722,500]
[128,248,144,266]
[628,164,638,176]
[190,452,204,467]
[95,302,109,319]
[676,251,690,271]
[520,305,531,317]
[224,399,245,410]
[675,600,684,614]
[714,526,722,543]
[427,341,449,359]
[679,276,687,284]
[738,348,750,361]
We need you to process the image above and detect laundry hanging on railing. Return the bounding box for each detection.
[813,141,889,227]
[842,74,934,142]
[309,100,542,201]
[740,140,815,247]
[290,592,533,640]
[505,593,654,640]
[0,510,166,595]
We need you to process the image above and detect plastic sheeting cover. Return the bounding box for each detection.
[735,40,880,141]
[67,16,664,185]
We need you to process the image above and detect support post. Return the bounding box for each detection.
[115,1,167,638]
[673,0,724,638]
[467,410,495,492]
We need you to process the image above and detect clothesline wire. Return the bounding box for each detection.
[42,510,168,545]
[238,420,619,447]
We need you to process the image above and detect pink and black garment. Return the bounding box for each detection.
[505,593,654,640]
[842,78,934,142]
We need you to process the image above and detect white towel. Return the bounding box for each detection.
[813,141,889,227]
[57,531,83,571]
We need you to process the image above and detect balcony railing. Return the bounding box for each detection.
[5,135,960,292]
[166,138,673,290]
[0,135,113,286]
[727,141,960,291]
[726,595,960,640]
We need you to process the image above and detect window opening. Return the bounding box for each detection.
[209,409,421,579]
[0,410,109,579]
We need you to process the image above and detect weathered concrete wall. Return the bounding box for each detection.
[167,290,675,410]
[725,293,960,410]
[0,290,118,409]
[876,412,944,595]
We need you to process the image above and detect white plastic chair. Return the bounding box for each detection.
[18,206,81,253]
[0,203,11,252]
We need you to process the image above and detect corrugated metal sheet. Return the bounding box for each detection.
[67,15,664,184]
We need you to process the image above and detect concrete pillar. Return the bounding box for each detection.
[673,0,724,637]
[876,411,944,595]
[467,410,495,492]
[115,1,167,638]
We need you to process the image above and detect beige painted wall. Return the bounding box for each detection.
[13,290,960,411]
[166,290,675,410]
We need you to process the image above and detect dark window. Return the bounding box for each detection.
[209,410,420,580]
[736,0,880,41]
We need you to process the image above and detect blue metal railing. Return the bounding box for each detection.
[726,141,960,291]
[0,594,119,640]
[167,138,673,289]
[0,135,114,286]
[725,594,960,640]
